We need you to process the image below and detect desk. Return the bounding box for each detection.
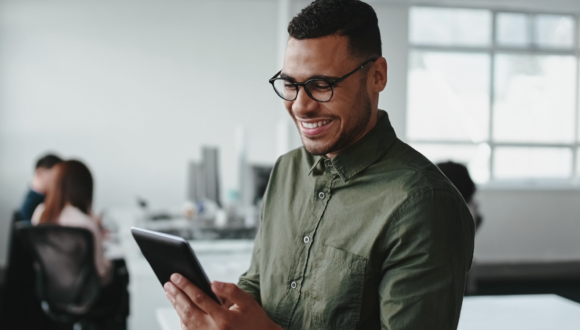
[458,294,580,329]
[157,294,580,330]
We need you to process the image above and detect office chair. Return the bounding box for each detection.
[0,213,54,329]
[15,222,121,330]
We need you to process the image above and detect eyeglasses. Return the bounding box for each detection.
[269,58,378,103]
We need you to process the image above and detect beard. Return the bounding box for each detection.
[300,81,373,156]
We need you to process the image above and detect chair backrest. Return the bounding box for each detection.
[15,223,101,315]
[0,215,55,329]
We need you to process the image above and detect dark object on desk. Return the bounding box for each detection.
[132,227,222,304]
[150,213,173,221]
[15,223,129,330]
[136,196,148,209]
[196,226,258,240]
[188,147,222,207]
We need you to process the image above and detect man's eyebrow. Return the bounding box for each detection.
[279,73,295,81]
[279,73,340,82]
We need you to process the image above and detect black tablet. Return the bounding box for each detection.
[131,227,221,304]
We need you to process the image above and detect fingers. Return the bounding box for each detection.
[170,273,223,317]
[211,282,252,306]
[164,282,205,328]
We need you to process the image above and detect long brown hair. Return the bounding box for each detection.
[39,160,94,224]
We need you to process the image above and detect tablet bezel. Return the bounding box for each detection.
[131,227,221,304]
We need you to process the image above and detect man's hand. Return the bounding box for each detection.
[164,273,281,330]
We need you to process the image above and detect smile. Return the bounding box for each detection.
[301,120,331,129]
[298,119,334,137]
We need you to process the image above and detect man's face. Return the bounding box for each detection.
[33,167,59,194]
[281,35,374,156]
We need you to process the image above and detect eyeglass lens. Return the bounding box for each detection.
[272,79,333,102]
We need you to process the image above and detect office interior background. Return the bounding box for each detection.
[1,0,580,329]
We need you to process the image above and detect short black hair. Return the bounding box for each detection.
[288,0,382,60]
[35,154,63,169]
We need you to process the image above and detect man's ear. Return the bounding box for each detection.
[372,57,387,93]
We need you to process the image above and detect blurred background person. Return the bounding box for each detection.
[31,159,113,286]
[437,161,482,231]
[30,159,130,329]
[16,154,63,221]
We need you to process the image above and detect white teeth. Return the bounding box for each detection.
[302,120,329,129]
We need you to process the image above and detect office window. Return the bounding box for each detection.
[497,13,529,47]
[535,15,575,48]
[409,7,492,46]
[493,55,576,143]
[408,52,490,142]
[494,147,572,179]
[408,7,579,184]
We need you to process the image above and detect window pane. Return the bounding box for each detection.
[494,147,572,179]
[410,7,491,46]
[407,51,490,142]
[411,143,491,183]
[493,54,576,143]
[534,15,575,48]
[497,13,529,47]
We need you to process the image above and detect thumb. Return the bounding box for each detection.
[212,282,252,306]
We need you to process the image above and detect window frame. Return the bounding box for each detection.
[407,5,580,185]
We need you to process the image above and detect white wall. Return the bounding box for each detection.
[0,0,282,266]
[375,3,408,138]
[476,189,580,262]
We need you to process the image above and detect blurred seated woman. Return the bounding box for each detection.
[31,159,112,286]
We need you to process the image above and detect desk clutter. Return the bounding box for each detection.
[135,146,272,241]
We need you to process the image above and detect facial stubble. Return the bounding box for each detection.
[299,79,373,156]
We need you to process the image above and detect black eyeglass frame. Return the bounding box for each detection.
[269,58,378,103]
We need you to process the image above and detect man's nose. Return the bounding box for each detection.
[292,86,318,116]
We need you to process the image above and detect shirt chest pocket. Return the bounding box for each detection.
[309,245,367,330]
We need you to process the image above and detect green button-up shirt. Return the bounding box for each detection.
[238,110,475,330]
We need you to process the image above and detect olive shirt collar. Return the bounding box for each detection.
[309,110,397,182]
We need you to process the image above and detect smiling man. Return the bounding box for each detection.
[163,1,475,329]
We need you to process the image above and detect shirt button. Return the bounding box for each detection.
[291,281,297,289]
[318,192,325,199]
[303,236,310,244]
